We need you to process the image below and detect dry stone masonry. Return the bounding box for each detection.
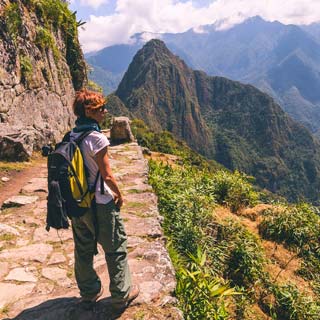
[0,0,86,161]
[0,142,182,319]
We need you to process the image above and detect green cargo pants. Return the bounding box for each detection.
[71,200,131,299]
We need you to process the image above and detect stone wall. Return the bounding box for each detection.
[0,0,86,160]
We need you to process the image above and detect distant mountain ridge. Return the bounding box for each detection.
[86,16,320,136]
[108,39,320,203]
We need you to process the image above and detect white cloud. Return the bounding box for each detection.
[79,0,320,53]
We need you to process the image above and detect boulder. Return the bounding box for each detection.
[0,125,55,161]
[2,195,39,208]
[110,117,135,144]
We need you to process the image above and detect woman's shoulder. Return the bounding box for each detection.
[87,131,110,147]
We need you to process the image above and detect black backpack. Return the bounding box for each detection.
[45,131,99,231]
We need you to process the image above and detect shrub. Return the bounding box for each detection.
[271,284,320,320]
[218,220,267,288]
[4,3,22,42]
[201,169,260,212]
[176,247,236,320]
[259,203,320,253]
[20,55,33,85]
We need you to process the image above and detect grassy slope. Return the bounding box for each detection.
[137,119,320,319]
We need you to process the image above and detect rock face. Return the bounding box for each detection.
[0,0,86,160]
[110,117,135,143]
[113,39,320,203]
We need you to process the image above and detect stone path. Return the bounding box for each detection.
[0,142,182,320]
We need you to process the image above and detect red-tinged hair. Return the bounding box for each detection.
[73,88,106,117]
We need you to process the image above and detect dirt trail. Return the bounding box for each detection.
[0,157,46,207]
[0,142,182,320]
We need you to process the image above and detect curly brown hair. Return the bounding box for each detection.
[73,88,106,117]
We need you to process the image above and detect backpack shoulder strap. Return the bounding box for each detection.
[62,131,71,142]
[73,130,94,145]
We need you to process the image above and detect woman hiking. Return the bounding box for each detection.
[70,88,139,308]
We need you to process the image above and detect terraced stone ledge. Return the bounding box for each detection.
[0,142,182,320]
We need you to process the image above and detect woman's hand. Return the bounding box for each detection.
[114,194,123,208]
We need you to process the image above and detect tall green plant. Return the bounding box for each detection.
[176,248,236,320]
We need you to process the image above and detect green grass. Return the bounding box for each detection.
[259,203,320,298]
[126,188,148,194]
[148,159,320,319]
[0,234,16,242]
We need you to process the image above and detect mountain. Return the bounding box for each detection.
[86,43,141,93]
[87,17,320,136]
[109,39,320,203]
[303,22,320,43]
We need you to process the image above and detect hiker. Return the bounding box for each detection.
[70,88,139,307]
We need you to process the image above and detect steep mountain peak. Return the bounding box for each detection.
[113,41,320,202]
[139,39,172,58]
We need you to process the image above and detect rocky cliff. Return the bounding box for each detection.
[112,39,320,203]
[0,0,86,160]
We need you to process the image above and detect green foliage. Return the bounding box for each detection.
[223,221,267,287]
[25,0,85,89]
[259,203,320,253]
[35,26,59,59]
[208,170,259,212]
[87,80,103,93]
[148,150,318,318]
[259,203,320,296]
[4,2,22,43]
[20,55,33,85]
[149,160,268,317]
[270,284,320,320]
[149,161,214,254]
[176,247,236,320]
[131,118,222,170]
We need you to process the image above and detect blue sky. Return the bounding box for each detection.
[69,0,320,53]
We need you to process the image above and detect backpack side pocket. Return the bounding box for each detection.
[46,180,69,231]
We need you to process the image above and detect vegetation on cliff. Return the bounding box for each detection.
[149,159,320,319]
[2,0,86,89]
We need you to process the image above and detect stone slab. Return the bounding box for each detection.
[0,243,53,263]
[47,253,67,265]
[41,267,72,287]
[0,223,20,236]
[0,262,9,280]
[33,227,73,243]
[21,177,48,193]
[5,267,37,282]
[124,215,163,238]
[0,283,35,309]
[2,195,39,208]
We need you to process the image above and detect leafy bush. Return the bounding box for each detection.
[25,0,85,89]
[149,161,214,254]
[35,26,59,59]
[208,170,259,212]
[223,221,267,287]
[175,247,236,320]
[259,203,320,296]
[4,2,22,42]
[271,284,320,320]
[259,203,320,254]
[20,55,33,85]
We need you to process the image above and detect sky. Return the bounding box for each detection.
[68,0,320,53]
